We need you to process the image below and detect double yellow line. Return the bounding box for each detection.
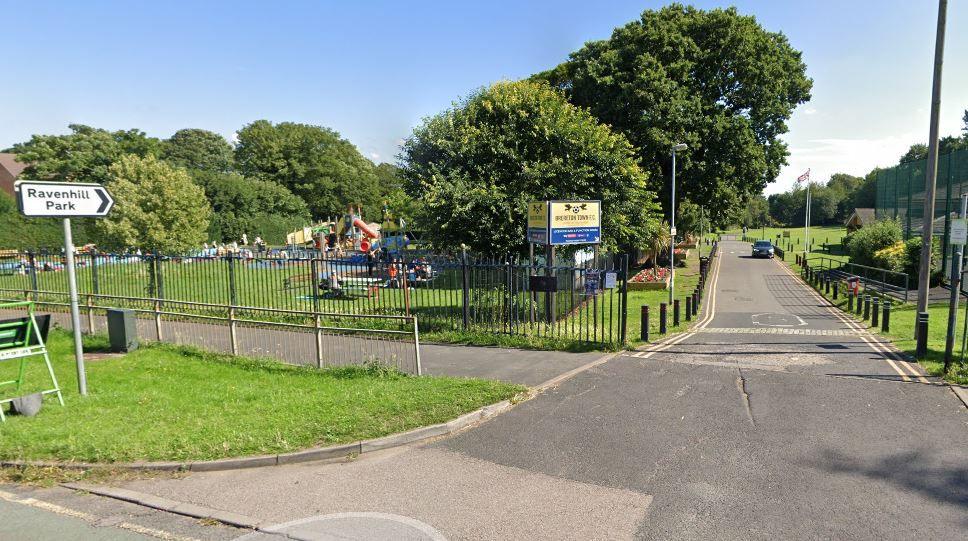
[773,259,928,383]
[629,248,724,359]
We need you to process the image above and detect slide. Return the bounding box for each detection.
[353,218,380,239]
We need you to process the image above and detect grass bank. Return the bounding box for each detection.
[0,331,524,463]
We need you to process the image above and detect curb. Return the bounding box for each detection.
[62,482,266,530]
[1,399,515,473]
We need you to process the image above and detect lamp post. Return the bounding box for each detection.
[670,143,688,304]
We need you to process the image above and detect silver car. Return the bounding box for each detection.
[752,240,775,258]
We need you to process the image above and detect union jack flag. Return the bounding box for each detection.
[796,169,810,184]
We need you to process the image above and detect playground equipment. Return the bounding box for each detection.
[0,301,64,421]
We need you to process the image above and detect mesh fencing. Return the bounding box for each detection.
[875,147,968,270]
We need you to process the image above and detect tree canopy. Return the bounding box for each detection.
[97,155,211,252]
[535,4,812,227]
[192,170,310,244]
[400,80,661,254]
[12,124,162,184]
[162,129,234,172]
[234,120,380,220]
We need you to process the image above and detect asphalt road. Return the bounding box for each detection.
[9,240,967,540]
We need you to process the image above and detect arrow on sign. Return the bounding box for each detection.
[15,180,115,218]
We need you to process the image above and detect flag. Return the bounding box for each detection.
[796,169,810,184]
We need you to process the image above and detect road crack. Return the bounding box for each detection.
[735,368,756,427]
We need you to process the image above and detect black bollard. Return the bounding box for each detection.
[685,296,692,321]
[882,301,891,332]
[871,297,880,327]
[673,299,681,327]
[863,295,870,320]
[856,290,864,315]
[825,275,831,295]
[640,305,650,342]
[848,289,854,312]
[833,281,839,300]
[692,291,699,315]
[659,303,668,334]
[915,312,929,358]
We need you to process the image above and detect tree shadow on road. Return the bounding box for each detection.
[807,448,967,520]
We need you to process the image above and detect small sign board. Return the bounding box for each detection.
[604,272,617,289]
[529,275,558,292]
[951,219,968,245]
[584,270,601,295]
[16,180,114,218]
[527,202,549,244]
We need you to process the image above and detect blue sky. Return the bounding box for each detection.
[2,1,966,194]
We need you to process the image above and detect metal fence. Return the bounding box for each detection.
[802,255,909,302]
[0,249,629,347]
[0,290,422,374]
[875,147,968,271]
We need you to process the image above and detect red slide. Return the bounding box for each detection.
[353,218,379,239]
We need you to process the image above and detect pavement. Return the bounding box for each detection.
[3,240,966,540]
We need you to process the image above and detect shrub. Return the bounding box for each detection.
[903,236,940,286]
[872,241,905,272]
[846,220,902,267]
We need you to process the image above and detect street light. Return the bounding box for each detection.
[670,143,688,304]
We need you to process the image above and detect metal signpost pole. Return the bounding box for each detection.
[62,218,87,395]
[15,180,114,397]
[669,144,686,305]
[943,193,967,372]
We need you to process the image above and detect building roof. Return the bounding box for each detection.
[845,208,876,227]
[0,153,28,197]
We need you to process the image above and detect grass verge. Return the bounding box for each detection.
[0,330,525,463]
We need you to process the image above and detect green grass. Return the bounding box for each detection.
[622,245,705,345]
[725,225,849,260]
[782,258,968,385]
[0,330,525,463]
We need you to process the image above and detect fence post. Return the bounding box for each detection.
[227,253,238,306]
[314,314,323,369]
[641,305,650,342]
[412,316,422,376]
[660,303,667,334]
[27,250,39,301]
[155,253,165,308]
[462,247,471,330]
[86,294,94,334]
[506,256,513,334]
[882,301,891,332]
[228,305,238,355]
[619,254,629,346]
[153,298,163,341]
[545,245,555,324]
[310,257,320,314]
[90,249,99,296]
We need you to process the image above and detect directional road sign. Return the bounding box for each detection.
[15,180,114,218]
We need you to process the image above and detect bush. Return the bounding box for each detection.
[872,241,905,272]
[846,219,902,267]
[903,236,940,286]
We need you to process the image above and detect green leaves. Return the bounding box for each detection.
[401,80,661,254]
[96,155,211,252]
[535,4,812,227]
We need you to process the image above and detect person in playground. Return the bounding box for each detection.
[387,259,400,288]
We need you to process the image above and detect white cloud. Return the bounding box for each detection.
[802,107,818,116]
[369,152,381,161]
[767,133,917,194]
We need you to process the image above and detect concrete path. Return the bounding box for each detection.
[7,240,967,540]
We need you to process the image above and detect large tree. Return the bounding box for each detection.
[192,171,311,244]
[12,124,162,184]
[234,120,380,219]
[162,128,234,172]
[400,80,661,254]
[535,4,812,227]
[96,155,211,252]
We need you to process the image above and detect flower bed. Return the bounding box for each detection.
[628,267,670,290]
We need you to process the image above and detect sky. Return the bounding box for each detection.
[1,1,966,195]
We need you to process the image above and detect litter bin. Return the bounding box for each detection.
[106,308,138,353]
